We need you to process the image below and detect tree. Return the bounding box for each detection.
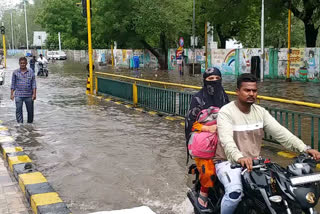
[37,0,87,50]
[278,0,320,47]
[94,0,192,69]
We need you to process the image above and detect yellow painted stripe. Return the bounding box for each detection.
[31,192,63,214]
[105,98,112,101]
[175,116,185,120]
[19,172,47,194]
[114,101,123,105]
[0,136,14,143]
[0,126,8,131]
[148,111,157,116]
[277,151,297,159]
[165,116,176,121]
[97,96,103,99]
[3,147,23,159]
[180,122,185,126]
[125,104,133,108]
[135,108,144,112]
[8,155,32,171]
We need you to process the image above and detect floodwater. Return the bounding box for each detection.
[0,58,319,213]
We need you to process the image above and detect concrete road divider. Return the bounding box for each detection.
[0,123,72,214]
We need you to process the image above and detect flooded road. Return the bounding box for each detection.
[0,58,319,213]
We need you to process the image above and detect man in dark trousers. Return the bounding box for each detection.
[29,56,37,73]
[10,57,37,123]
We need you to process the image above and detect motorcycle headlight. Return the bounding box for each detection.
[269,195,282,203]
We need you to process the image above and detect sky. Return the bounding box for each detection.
[0,0,34,10]
[0,0,34,18]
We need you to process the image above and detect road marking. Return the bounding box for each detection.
[165,116,176,121]
[148,111,157,116]
[0,126,8,131]
[0,136,14,143]
[277,151,297,159]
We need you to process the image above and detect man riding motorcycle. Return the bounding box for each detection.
[37,54,48,76]
[213,73,320,214]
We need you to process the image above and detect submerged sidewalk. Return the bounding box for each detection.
[0,158,31,214]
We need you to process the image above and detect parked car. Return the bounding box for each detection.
[47,51,67,60]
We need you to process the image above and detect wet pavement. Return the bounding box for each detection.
[0,157,32,214]
[0,57,319,213]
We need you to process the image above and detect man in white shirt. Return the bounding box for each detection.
[37,54,48,64]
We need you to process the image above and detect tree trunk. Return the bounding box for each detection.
[216,25,227,48]
[159,32,168,70]
[140,33,168,70]
[304,22,318,47]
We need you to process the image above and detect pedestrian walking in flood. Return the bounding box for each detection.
[10,57,37,123]
[29,56,37,73]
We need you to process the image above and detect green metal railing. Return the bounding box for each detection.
[97,76,320,150]
[264,107,320,150]
[97,78,133,102]
[137,85,177,114]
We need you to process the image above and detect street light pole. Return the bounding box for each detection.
[286,0,292,82]
[192,0,195,75]
[86,0,94,95]
[10,12,14,50]
[260,0,265,82]
[24,0,29,50]
[58,32,61,51]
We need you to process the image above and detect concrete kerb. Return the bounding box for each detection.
[91,94,319,164]
[0,123,72,214]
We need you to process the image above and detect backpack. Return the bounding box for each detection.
[187,106,219,159]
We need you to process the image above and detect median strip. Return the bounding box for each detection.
[0,121,72,214]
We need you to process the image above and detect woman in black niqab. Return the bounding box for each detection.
[185,67,229,143]
[184,67,229,210]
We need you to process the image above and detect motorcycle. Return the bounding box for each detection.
[37,62,48,77]
[187,154,320,214]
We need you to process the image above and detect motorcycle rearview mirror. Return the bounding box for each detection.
[269,195,282,203]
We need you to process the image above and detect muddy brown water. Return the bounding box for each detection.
[0,58,319,213]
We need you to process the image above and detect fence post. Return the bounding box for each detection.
[95,76,98,95]
[133,82,138,106]
[269,48,274,78]
[235,49,240,76]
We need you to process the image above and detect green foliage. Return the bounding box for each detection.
[0,0,43,49]
[37,0,87,49]
[2,0,319,50]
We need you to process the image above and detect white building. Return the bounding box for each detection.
[226,39,243,49]
[33,31,47,47]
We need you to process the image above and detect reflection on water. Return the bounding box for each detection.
[0,58,319,213]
